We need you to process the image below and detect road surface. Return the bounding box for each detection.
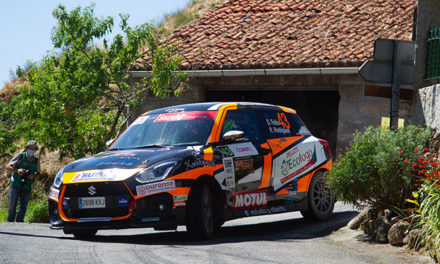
[0,203,432,264]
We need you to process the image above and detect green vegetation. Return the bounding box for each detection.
[0,4,186,159]
[0,181,50,223]
[24,200,49,223]
[419,184,440,261]
[327,126,431,211]
[403,148,440,262]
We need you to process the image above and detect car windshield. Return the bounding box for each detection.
[111,111,218,149]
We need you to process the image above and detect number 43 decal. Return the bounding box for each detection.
[277,112,290,129]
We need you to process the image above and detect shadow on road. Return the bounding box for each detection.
[80,210,358,246]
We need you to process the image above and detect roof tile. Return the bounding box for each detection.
[134,0,416,70]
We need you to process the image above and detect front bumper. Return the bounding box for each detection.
[49,182,187,231]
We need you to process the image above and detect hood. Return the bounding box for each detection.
[62,147,194,184]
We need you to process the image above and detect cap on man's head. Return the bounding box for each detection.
[25,140,38,150]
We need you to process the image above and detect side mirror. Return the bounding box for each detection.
[106,138,115,148]
[222,130,246,142]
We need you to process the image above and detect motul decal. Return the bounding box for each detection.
[233,189,268,210]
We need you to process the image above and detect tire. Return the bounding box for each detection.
[301,171,335,220]
[64,228,97,240]
[186,183,214,240]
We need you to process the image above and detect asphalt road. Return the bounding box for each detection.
[0,203,430,264]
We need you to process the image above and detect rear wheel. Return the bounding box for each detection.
[301,171,335,220]
[186,183,214,240]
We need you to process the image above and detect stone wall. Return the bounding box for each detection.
[419,84,440,135]
[412,0,440,124]
[336,75,412,153]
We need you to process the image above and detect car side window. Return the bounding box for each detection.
[220,110,261,142]
[261,111,294,138]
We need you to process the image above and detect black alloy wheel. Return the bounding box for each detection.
[301,171,335,220]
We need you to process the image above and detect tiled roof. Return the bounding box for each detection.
[133,0,416,70]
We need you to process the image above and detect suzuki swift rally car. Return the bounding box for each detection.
[48,102,334,239]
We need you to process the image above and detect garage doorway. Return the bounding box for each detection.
[205,90,340,156]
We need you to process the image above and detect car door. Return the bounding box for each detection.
[259,110,317,196]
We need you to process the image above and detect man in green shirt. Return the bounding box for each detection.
[6,140,40,222]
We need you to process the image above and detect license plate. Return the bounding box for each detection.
[78,197,106,209]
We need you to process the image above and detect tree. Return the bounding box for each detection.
[3,4,186,158]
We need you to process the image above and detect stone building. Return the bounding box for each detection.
[130,0,417,155]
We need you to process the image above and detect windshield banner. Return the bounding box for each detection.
[154,111,217,122]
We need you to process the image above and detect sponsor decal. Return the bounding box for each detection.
[285,147,299,158]
[131,116,148,126]
[223,158,235,188]
[233,189,268,209]
[174,201,186,207]
[48,187,60,201]
[228,142,259,157]
[280,146,317,184]
[69,168,139,183]
[118,196,129,207]
[77,217,111,223]
[165,108,185,113]
[173,195,188,202]
[265,112,291,135]
[184,159,215,170]
[154,111,217,122]
[136,180,176,197]
[62,198,69,209]
[218,146,234,158]
[234,159,253,171]
[244,206,287,216]
[95,159,138,167]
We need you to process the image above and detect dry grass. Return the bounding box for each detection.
[162,0,224,33]
[0,80,20,103]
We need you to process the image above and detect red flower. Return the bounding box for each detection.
[415,149,420,152]
[413,163,417,167]
[403,158,409,164]
[419,165,423,168]
[414,183,419,187]
[425,147,429,151]
[398,151,403,155]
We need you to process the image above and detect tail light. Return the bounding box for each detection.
[318,138,332,159]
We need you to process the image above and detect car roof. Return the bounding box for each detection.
[145,102,296,115]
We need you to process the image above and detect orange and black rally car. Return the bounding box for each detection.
[48,102,334,239]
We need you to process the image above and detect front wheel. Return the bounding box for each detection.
[301,171,335,220]
[186,183,214,240]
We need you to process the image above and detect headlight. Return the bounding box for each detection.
[135,161,178,183]
[53,168,64,188]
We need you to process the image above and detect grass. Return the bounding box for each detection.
[419,184,440,262]
[0,181,50,223]
[171,10,197,28]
